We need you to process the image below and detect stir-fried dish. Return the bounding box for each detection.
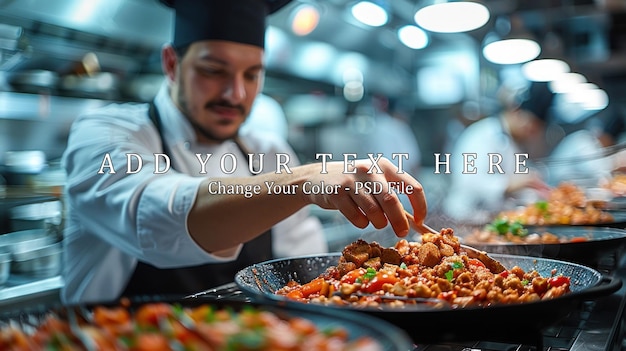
[276,228,572,309]
[0,302,382,351]
[602,173,626,197]
[497,182,613,226]
[464,218,590,245]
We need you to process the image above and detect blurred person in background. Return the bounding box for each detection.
[548,107,626,186]
[442,81,553,223]
[319,94,421,176]
[61,0,427,304]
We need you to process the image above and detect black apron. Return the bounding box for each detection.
[121,102,273,299]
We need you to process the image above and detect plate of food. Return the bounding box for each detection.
[0,298,413,351]
[495,182,626,228]
[234,228,621,345]
[463,218,626,266]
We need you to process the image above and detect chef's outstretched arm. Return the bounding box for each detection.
[187,157,427,253]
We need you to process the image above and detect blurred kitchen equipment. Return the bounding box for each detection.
[0,229,61,277]
[10,241,61,278]
[2,150,46,186]
[0,229,55,252]
[58,72,120,100]
[7,70,58,94]
[10,200,62,235]
[122,74,164,102]
[0,250,10,286]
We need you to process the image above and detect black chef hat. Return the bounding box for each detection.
[159,0,292,49]
[519,81,555,122]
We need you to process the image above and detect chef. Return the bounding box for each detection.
[61,0,427,304]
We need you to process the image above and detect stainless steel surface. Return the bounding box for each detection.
[0,228,62,277]
[0,275,63,315]
[11,241,62,277]
[0,228,55,253]
[0,251,10,286]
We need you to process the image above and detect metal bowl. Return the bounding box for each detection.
[11,242,61,278]
[0,229,55,253]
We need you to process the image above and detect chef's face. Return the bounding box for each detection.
[164,40,265,144]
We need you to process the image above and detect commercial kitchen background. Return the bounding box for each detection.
[1,0,626,307]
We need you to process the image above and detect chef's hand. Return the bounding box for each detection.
[300,157,426,237]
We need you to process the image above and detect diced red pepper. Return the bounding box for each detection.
[363,272,399,293]
[548,275,570,288]
[340,268,366,284]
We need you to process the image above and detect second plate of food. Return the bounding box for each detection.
[463,224,626,266]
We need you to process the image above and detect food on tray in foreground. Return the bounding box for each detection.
[464,218,589,244]
[0,302,382,351]
[496,182,613,225]
[276,228,572,308]
[602,173,626,196]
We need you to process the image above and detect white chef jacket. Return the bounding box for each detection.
[61,84,328,304]
[441,116,536,221]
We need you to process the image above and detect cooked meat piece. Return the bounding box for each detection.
[440,243,455,257]
[369,242,383,258]
[380,247,402,265]
[418,242,441,267]
[342,239,372,266]
[363,257,382,270]
[337,261,357,277]
[441,228,461,252]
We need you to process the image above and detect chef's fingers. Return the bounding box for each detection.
[335,191,370,229]
[382,163,427,228]
[351,158,417,237]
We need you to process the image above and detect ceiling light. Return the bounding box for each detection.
[548,72,587,94]
[290,3,320,36]
[397,25,429,49]
[351,1,388,27]
[521,59,570,82]
[414,2,490,33]
[563,83,609,111]
[482,38,541,65]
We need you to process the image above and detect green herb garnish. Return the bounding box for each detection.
[362,267,376,281]
[485,218,528,237]
[445,269,454,281]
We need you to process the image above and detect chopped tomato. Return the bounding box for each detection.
[300,278,329,297]
[286,289,304,300]
[548,275,570,288]
[468,258,486,269]
[437,290,457,302]
[340,268,366,284]
[134,333,171,351]
[363,272,399,293]
[134,303,173,327]
[569,237,588,243]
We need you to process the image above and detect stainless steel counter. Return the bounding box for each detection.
[0,274,63,315]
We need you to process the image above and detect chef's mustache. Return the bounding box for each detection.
[205,100,245,115]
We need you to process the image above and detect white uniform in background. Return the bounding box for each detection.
[441,116,538,222]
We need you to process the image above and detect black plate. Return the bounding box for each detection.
[465,226,626,266]
[518,210,626,229]
[0,297,413,351]
[235,253,621,346]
